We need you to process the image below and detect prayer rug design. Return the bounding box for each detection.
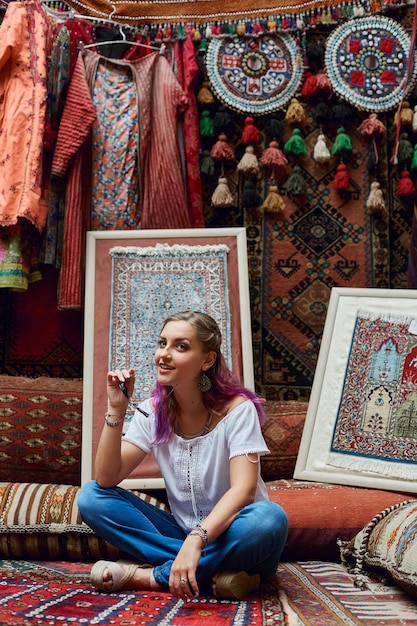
[0,560,285,626]
[109,244,231,402]
[329,313,417,479]
[277,561,417,625]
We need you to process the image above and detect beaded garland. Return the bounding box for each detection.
[205,33,303,115]
[324,15,417,112]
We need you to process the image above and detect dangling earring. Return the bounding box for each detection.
[198,372,212,392]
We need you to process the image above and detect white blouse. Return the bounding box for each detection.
[123,399,270,533]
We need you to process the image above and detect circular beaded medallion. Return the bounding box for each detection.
[324,15,416,111]
[205,34,303,115]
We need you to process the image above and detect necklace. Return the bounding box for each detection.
[176,412,212,440]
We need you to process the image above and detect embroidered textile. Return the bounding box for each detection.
[91,63,140,229]
[0,2,50,232]
[63,0,375,24]
[329,313,417,479]
[324,15,417,112]
[109,244,231,403]
[205,34,303,115]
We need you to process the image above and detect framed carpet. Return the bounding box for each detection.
[81,228,253,489]
[294,287,417,493]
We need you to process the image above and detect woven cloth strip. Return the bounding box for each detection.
[63,0,368,25]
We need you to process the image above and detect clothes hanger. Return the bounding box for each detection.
[48,2,166,54]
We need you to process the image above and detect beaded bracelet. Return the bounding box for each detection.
[188,524,208,554]
[104,412,124,427]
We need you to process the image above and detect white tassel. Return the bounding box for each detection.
[366,181,386,214]
[211,177,234,208]
[313,133,331,163]
[237,146,261,176]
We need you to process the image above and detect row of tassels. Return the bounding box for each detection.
[199,101,390,214]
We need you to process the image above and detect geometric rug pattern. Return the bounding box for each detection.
[2,559,417,625]
[277,561,417,625]
[0,559,285,626]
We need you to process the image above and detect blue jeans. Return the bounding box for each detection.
[78,481,288,592]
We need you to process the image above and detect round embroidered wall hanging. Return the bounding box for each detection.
[205,34,303,115]
[324,15,417,112]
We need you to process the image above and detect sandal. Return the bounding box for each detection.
[213,570,260,600]
[90,559,152,592]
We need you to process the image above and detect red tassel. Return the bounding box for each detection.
[210,133,235,161]
[241,116,261,144]
[397,170,416,198]
[334,163,350,191]
[316,70,332,96]
[260,140,288,168]
[358,113,386,137]
[300,71,318,99]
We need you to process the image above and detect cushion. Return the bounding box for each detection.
[0,376,83,485]
[0,482,168,561]
[340,499,417,597]
[267,479,416,561]
[261,401,308,479]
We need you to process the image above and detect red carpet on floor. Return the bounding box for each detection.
[0,560,285,626]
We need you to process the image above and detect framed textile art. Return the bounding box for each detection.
[324,15,417,112]
[294,287,417,493]
[81,228,253,489]
[205,33,303,115]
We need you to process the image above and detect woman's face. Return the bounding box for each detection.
[154,320,215,388]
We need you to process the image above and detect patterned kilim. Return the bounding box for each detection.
[245,110,391,401]
[109,244,232,403]
[329,313,417,479]
[0,377,82,485]
[0,560,285,626]
[277,561,417,624]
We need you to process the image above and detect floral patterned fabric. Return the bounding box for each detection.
[91,63,141,229]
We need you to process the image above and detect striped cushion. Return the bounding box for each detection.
[0,482,168,560]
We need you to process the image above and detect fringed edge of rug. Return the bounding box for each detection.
[110,243,230,257]
[338,499,415,590]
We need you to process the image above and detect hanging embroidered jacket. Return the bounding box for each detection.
[51,49,190,309]
[0,1,50,233]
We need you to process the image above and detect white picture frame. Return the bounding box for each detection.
[294,287,417,493]
[81,228,253,489]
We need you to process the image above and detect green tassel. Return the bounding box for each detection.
[398,133,414,165]
[200,150,215,176]
[411,145,417,171]
[331,127,353,155]
[199,111,214,137]
[283,128,307,155]
[286,165,306,197]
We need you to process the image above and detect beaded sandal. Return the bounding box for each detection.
[213,570,260,600]
[90,559,152,592]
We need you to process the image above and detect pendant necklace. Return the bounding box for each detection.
[177,412,212,440]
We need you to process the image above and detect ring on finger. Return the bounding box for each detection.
[180,578,187,585]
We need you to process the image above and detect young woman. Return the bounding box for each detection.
[78,311,288,600]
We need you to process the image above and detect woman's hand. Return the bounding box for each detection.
[107,368,135,412]
[169,534,202,600]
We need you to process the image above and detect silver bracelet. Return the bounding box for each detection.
[104,412,124,427]
[188,524,208,553]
